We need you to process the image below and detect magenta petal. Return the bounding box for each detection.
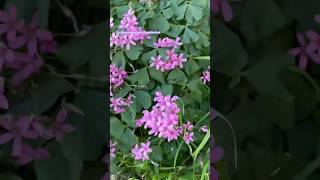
[288,47,301,56]
[210,167,219,180]
[9,36,26,49]
[0,24,8,34]
[299,54,308,70]
[309,53,320,64]
[23,130,38,139]
[212,147,224,163]
[0,116,13,130]
[7,30,16,42]
[35,149,50,159]
[305,42,318,54]
[56,108,68,123]
[0,10,8,23]
[12,137,22,156]
[220,0,234,22]
[36,29,53,41]
[27,39,37,56]
[0,93,9,109]
[315,15,320,23]
[11,63,34,87]
[212,0,220,14]
[305,30,319,40]
[16,116,31,130]
[0,132,14,144]
[297,33,306,46]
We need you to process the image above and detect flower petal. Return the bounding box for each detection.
[220,0,234,22]
[0,132,14,144]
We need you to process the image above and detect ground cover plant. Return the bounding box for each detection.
[214,0,320,179]
[110,0,210,179]
[0,0,107,179]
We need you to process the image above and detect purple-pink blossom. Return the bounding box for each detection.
[9,14,54,56]
[110,64,127,89]
[183,132,194,144]
[0,5,24,42]
[110,95,133,114]
[45,107,75,142]
[288,33,318,69]
[212,0,234,22]
[136,92,182,141]
[131,141,152,161]
[201,66,210,84]
[16,144,49,165]
[0,115,38,156]
[153,37,182,49]
[110,9,150,49]
[150,49,187,72]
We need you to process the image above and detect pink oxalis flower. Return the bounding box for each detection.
[0,115,38,156]
[131,141,152,161]
[16,144,49,165]
[288,33,318,69]
[45,108,75,142]
[0,5,24,42]
[10,14,54,56]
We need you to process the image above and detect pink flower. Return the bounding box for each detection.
[110,63,127,88]
[154,37,182,49]
[0,77,8,109]
[212,0,234,22]
[110,140,116,158]
[201,67,210,84]
[288,33,317,69]
[45,107,75,142]
[136,92,182,141]
[0,5,24,42]
[150,50,187,72]
[10,14,53,55]
[10,57,44,87]
[0,46,15,72]
[200,126,209,133]
[110,9,150,49]
[0,115,38,156]
[110,97,125,113]
[183,121,193,131]
[131,141,152,161]
[183,132,194,144]
[305,30,320,62]
[16,144,49,165]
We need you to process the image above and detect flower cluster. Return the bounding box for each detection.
[201,66,210,84]
[110,8,150,50]
[110,63,128,91]
[182,121,194,144]
[212,0,234,22]
[211,138,224,180]
[150,49,187,72]
[153,37,182,49]
[0,5,57,109]
[136,92,183,141]
[131,141,152,161]
[110,95,133,113]
[0,107,74,164]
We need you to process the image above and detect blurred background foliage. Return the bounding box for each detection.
[0,0,107,179]
[214,0,320,179]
